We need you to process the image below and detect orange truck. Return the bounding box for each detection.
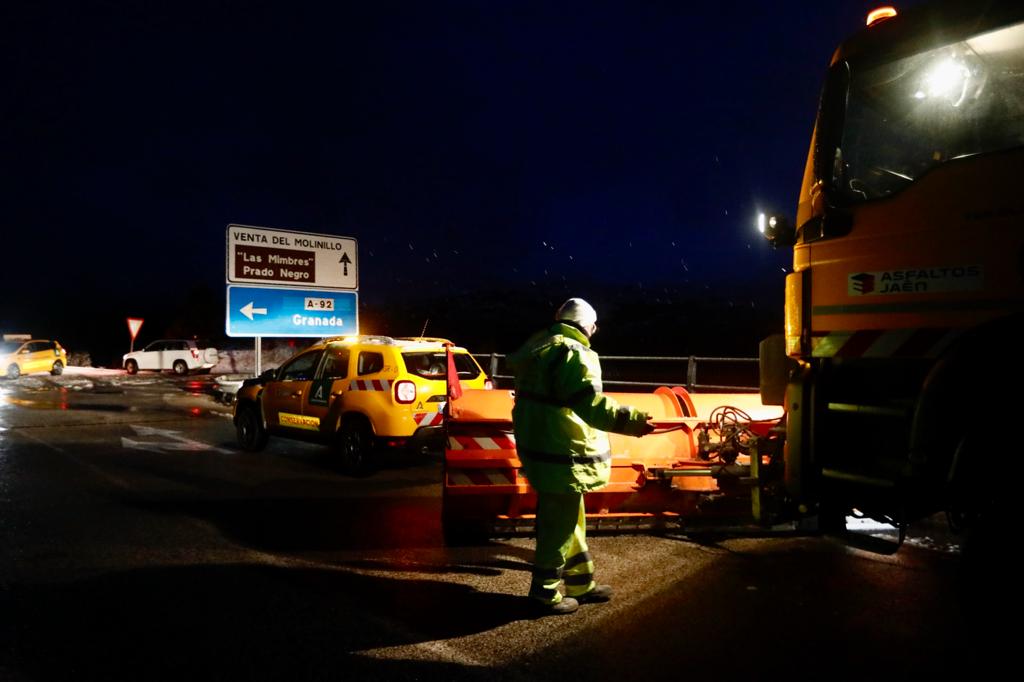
[443,1,1024,546]
[759,0,1024,543]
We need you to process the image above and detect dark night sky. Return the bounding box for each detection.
[1,1,924,360]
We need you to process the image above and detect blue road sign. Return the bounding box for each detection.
[226,285,359,337]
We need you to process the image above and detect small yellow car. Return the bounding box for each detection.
[233,336,492,473]
[1,339,68,379]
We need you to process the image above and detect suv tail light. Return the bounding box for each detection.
[394,380,417,404]
[191,348,200,359]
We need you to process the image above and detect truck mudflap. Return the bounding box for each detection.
[442,387,785,542]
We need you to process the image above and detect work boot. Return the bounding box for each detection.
[532,596,579,615]
[574,584,613,604]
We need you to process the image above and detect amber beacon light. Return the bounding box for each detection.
[866,6,898,26]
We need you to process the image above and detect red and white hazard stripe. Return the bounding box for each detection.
[446,468,517,486]
[811,328,959,359]
[414,411,444,426]
[447,433,516,451]
[348,379,392,391]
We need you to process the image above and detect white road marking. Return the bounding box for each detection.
[121,424,231,454]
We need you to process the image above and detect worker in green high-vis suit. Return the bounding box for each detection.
[508,298,655,615]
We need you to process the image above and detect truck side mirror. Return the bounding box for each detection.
[758,213,796,248]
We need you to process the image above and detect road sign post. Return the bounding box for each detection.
[127,317,144,353]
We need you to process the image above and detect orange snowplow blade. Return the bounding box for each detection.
[442,386,783,540]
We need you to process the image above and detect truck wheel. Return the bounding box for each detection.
[125,360,138,375]
[51,361,64,376]
[6,364,20,380]
[172,360,189,376]
[236,403,268,452]
[337,418,373,476]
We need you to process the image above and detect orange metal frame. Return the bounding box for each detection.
[443,387,783,527]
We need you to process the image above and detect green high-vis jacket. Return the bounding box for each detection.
[508,322,649,494]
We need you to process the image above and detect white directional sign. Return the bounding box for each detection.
[226,224,358,290]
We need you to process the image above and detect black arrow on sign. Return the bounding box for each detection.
[339,252,351,276]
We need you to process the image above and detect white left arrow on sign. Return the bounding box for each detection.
[240,302,268,321]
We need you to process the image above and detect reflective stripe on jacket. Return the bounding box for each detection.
[508,322,648,494]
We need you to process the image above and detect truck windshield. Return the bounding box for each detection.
[828,20,1024,203]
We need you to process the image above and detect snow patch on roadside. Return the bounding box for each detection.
[63,367,161,386]
[62,366,124,377]
[3,367,169,390]
[49,377,95,390]
[845,515,961,554]
[210,348,299,374]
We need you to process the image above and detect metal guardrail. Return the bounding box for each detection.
[472,353,760,392]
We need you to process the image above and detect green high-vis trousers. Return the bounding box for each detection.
[529,491,596,604]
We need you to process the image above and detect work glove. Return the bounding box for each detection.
[624,412,656,437]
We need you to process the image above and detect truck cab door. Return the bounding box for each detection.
[264,350,324,434]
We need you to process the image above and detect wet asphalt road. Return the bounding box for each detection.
[0,372,1012,681]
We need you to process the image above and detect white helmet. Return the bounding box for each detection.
[555,298,598,337]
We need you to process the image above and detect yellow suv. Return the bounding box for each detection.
[233,336,491,473]
[1,339,68,379]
